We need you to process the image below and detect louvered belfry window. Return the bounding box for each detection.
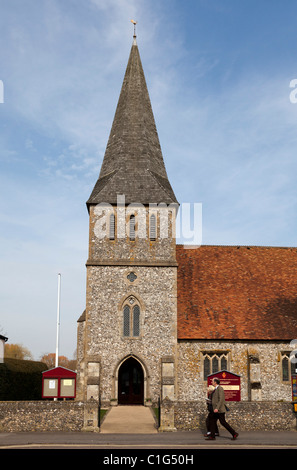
[129,215,135,240]
[149,214,156,240]
[123,299,140,337]
[109,213,115,240]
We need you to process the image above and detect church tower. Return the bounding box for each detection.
[76,30,179,407]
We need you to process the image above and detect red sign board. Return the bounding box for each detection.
[292,375,297,403]
[42,366,76,399]
[207,370,241,401]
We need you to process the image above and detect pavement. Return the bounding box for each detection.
[0,406,296,453]
[0,430,297,449]
[100,405,158,434]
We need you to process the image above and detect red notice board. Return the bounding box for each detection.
[42,366,76,399]
[292,375,297,412]
[207,370,241,401]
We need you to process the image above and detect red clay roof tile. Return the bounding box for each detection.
[176,245,297,340]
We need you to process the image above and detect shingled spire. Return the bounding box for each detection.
[87,32,178,207]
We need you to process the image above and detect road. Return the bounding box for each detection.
[1,429,296,449]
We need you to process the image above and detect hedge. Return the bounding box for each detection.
[0,358,48,400]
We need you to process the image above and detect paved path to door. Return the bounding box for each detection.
[100,405,158,434]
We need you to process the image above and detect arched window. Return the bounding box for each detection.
[123,305,130,337]
[133,305,140,336]
[149,214,156,240]
[129,215,135,241]
[203,352,229,380]
[123,298,141,337]
[109,213,115,240]
[281,352,296,382]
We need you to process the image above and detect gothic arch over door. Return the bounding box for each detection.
[118,357,144,404]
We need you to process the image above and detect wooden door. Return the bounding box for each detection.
[118,357,144,404]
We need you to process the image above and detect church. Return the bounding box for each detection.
[76,31,297,428]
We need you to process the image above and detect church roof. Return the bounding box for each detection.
[87,37,178,207]
[176,245,297,340]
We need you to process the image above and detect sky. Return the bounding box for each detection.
[1,0,297,361]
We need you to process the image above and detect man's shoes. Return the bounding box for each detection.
[231,433,239,440]
[205,436,216,440]
[204,433,219,437]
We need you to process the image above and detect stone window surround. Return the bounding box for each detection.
[112,354,150,403]
[280,351,296,383]
[123,302,140,337]
[118,293,145,340]
[201,350,230,381]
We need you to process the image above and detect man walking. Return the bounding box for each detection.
[205,377,239,440]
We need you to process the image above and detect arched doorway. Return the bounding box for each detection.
[118,357,144,404]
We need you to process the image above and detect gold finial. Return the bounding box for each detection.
[131,19,137,40]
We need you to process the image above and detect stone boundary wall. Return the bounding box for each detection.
[174,401,297,431]
[0,401,85,432]
[0,400,296,432]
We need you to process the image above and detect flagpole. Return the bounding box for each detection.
[55,273,61,368]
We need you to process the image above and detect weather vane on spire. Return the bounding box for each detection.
[131,19,137,40]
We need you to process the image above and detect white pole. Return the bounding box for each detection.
[55,273,61,368]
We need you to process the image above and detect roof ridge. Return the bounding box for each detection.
[87,170,118,206]
[147,169,178,205]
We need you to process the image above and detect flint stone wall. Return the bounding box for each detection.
[77,264,177,402]
[0,401,84,432]
[0,400,296,432]
[175,401,297,431]
[178,341,294,402]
